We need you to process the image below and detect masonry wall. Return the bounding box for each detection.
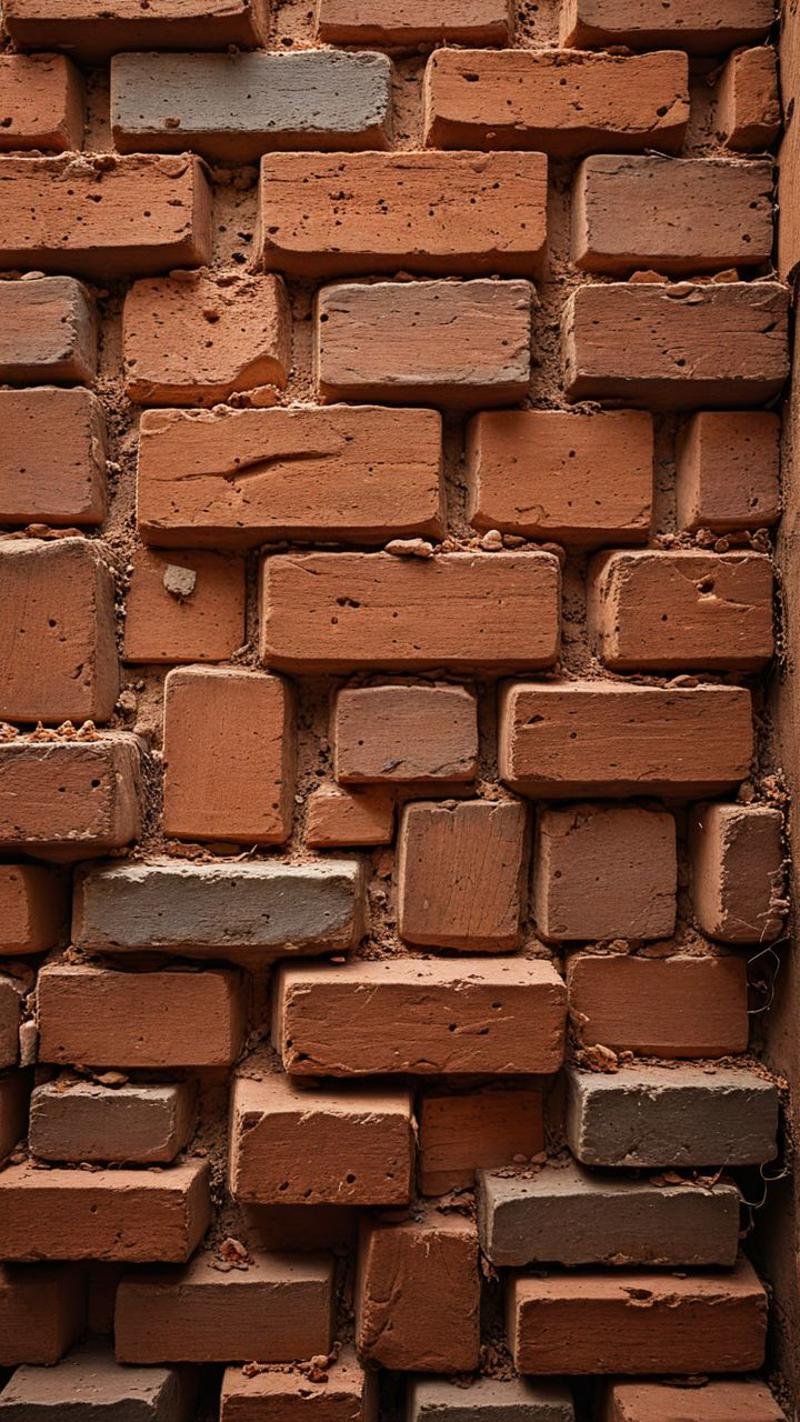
[0,1,795,1419]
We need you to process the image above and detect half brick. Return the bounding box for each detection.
[0,1264,84,1367]
[0,388,107,528]
[0,54,83,152]
[0,736,141,858]
[0,277,96,385]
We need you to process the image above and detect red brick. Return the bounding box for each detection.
[0,1070,29,1158]
[500,681,753,798]
[123,272,289,408]
[123,548,245,664]
[0,864,69,956]
[604,1380,787,1422]
[316,279,533,408]
[0,55,83,152]
[0,388,107,527]
[2,0,270,58]
[423,49,689,155]
[0,973,24,1069]
[0,1264,84,1366]
[306,784,394,848]
[136,405,444,549]
[589,550,774,672]
[717,47,782,150]
[0,277,96,385]
[690,802,785,942]
[335,683,478,787]
[676,410,780,532]
[318,0,511,43]
[163,667,295,846]
[466,409,653,546]
[261,552,560,674]
[419,1088,543,1194]
[257,152,546,277]
[221,1348,376,1422]
[29,1080,197,1165]
[560,0,773,51]
[779,78,800,280]
[0,736,141,858]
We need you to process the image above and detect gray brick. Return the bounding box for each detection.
[0,1340,194,1421]
[408,1378,574,1422]
[29,1082,197,1165]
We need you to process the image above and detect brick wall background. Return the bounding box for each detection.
[0,1,796,1419]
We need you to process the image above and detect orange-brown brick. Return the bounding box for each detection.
[0,864,68,956]
[0,735,141,858]
[317,0,511,43]
[0,276,96,384]
[221,1349,375,1422]
[603,1380,787,1422]
[560,0,773,51]
[717,47,781,150]
[163,667,294,845]
[0,54,83,152]
[676,411,780,532]
[306,784,394,848]
[2,0,270,58]
[123,548,246,664]
[334,683,479,786]
[689,802,785,942]
[0,1264,84,1366]
[419,1088,543,1194]
[0,388,107,527]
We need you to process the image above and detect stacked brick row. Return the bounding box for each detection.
[0,0,793,1419]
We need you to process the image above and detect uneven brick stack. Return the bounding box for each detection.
[0,0,795,1419]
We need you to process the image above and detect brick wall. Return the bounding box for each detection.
[0,1,795,1419]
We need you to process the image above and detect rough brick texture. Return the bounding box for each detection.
[560,0,774,52]
[676,410,781,531]
[317,0,512,44]
[717,47,782,150]
[2,0,270,57]
[0,277,96,384]
[0,388,107,527]
[0,55,83,152]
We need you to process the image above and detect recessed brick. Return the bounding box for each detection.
[717,47,782,151]
[0,1264,84,1367]
[29,1081,197,1165]
[419,1088,543,1195]
[221,1348,376,1422]
[2,0,270,58]
[409,1378,575,1422]
[318,0,511,43]
[689,802,785,942]
[335,684,478,787]
[0,736,141,858]
[0,388,107,527]
[0,975,24,1069]
[0,1341,196,1422]
[560,0,773,50]
[603,1379,787,1422]
[0,865,69,957]
[676,410,781,532]
[0,1071,30,1159]
[123,548,245,664]
[306,784,395,848]
[0,55,83,152]
[0,277,96,385]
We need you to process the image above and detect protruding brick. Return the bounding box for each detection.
[137,405,444,549]
[0,865,68,957]
[111,51,392,161]
[500,681,753,798]
[564,282,789,408]
[398,800,527,949]
[423,49,688,154]
[589,550,774,672]
[603,1379,787,1422]
[275,957,567,1077]
[262,552,560,673]
[0,1160,210,1263]
[508,1259,767,1375]
[566,1064,779,1166]
[2,0,270,58]
[123,548,245,663]
[0,975,24,1069]
[306,784,395,847]
[229,1072,414,1206]
[689,802,784,942]
[717,47,781,150]
[29,1081,197,1164]
[115,1251,334,1363]
[0,277,96,385]
[419,1088,543,1195]
[335,684,478,787]
[318,0,511,43]
[0,1265,84,1367]
[409,1378,574,1422]
[221,1348,375,1422]
[676,410,781,531]
[0,736,141,858]
[560,0,774,50]
[466,409,653,546]
[0,389,107,528]
[0,55,83,152]
[0,156,211,281]
[356,1212,479,1372]
[37,962,246,1068]
[0,1071,30,1158]
[0,1341,196,1422]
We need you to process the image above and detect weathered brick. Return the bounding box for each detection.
[0,1160,210,1262]
[0,389,107,528]
[229,1072,414,1206]
[0,865,68,956]
[0,55,83,152]
[0,156,211,280]
[317,279,532,407]
[566,1063,779,1166]
[466,409,653,546]
[115,1251,334,1363]
[221,1349,375,1422]
[0,1341,196,1422]
[0,1071,30,1158]
[163,667,295,846]
[123,548,245,663]
[306,784,395,847]
[589,549,774,672]
[335,684,478,787]
[689,802,785,942]
[603,1380,787,1422]
[0,1265,84,1367]
[275,957,567,1076]
[779,70,800,280]
[356,1213,479,1372]
[560,0,774,50]
[318,0,511,43]
[257,152,546,277]
[717,47,782,150]
[479,1160,741,1268]
[137,405,444,549]
[500,681,753,798]
[408,1378,574,1422]
[676,410,781,531]
[261,552,560,673]
[0,736,141,858]
[29,1081,197,1164]
[423,49,688,154]
[419,1088,543,1195]
[0,277,96,385]
[508,1259,767,1375]
[564,281,789,407]
[37,962,246,1068]
[0,974,24,1069]
[111,51,392,161]
[2,0,270,58]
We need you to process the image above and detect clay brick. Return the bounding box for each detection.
[533,805,676,942]
[0,277,96,385]
[0,538,118,724]
[603,1380,787,1422]
[419,1088,543,1195]
[111,51,392,161]
[480,1160,741,1268]
[676,410,781,531]
[229,1072,414,1206]
[2,0,270,58]
[73,859,364,964]
[163,667,295,846]
[563,281,790,408]
[0,865,69,956]
[306,784,395,848]
[689,802,785,942]
[589,549,774,672]
[261,552,560,673]
[423,49,688,155]
[718,47,782,150]
[221,1349,374,1422]
[0,736,141,858]
[317,0,511,43]
[335,684,478,787]
[573,156,773,275]
[0,1341,196,1422]
[257,152,546,278]
[0,1071,30,1158]
[0,975,23,1069]
[356,1212,479,1372]
[409,1378,574,1422]
[115,1251,334,1363]
[0,55,83,152]
[123,548,245,663]
[466,409,653,547]
[0,388,107,527]
[567,953,749,1057]
[0,1265,84,1367]
[317,279,532,408]
[137,405,444,549]
[560,0,773,51]
[398,800,527,949]
[29,1081,197,1164]
[37,962,246,1068]
[123,272,290,407]
[507,1259,767,1375]
[0,1160,210,1263]
[779,86,800,280]
[500,681,753,798]
[275,957,567,1076]
[0,156,211,281]
[566,1063,779,1166]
